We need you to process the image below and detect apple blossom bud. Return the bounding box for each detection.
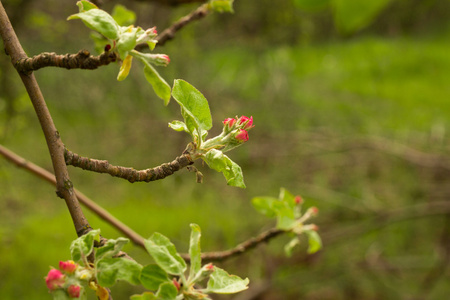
[45,269,65,290]
[235,129,249,142]
[59,260,78,274]
[310,207,319,216]
[67,285,81,298]
[294,196,303,205]
[153,54,170,66]
[223,117,236,129]
[104,44,111,52]
[238,116,254,130]
[172,278,181,291]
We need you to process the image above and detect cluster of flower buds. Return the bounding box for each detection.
[202,115,254,153]
[136,26,158,44]
[45,260,93,298]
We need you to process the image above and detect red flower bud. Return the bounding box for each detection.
[104,44,111,52]
[205,263,214,271]
[310,207,319,216]
[238,116,254,129]
[235,129,249,142]
[45,269,65,290]
[294,195,303,204]
[172,278,181,291]
[223,117,236,129]
[67,285,81,298]
[59,260,78,274]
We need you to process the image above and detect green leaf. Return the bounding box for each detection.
[95,237,129,261]
[279,187,296,209]
[276,205,296,230]
[171,80,212,136]
[111,4,136,26]
[292,0,330,12]
[96,257,143,287]
[206,267,249,294]
[333,0,392,34]
[188,224,202,280]
[68,9,120,40]
[251,196,278,217]
[70,229,100,263]
[155,282,178,300]
[116,26,138,60]
[305,230,322,254]
[144,233,187,276]
[76,0,98,12]
[168,120,189,133]
[203,149,246,188]
[140,264,171,291]
[284,236,300,257]
[130,292,157,300]
[143,63,171,105]
[209,0,234,13]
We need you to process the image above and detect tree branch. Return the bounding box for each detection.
[14,50,118,74]
[0,144,146,248]
[138,3,211,49]
[0,1,91,237]
[64,148,194,183]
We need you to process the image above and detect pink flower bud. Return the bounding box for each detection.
[67,285,81,298]
[205,263,214,271]
[223,117,236,129]
[311,224,319,231]
[310,207,319,216]
[294,195,303,204]
[238,116,254,130]
[156,54,170,66]
[235,129,249,142]
[172,278,181,291]
[45,269,65,290]
[59,260,78,274]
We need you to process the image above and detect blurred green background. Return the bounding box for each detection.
[1,0,450,299]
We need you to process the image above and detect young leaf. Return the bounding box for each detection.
[117,54,133,81]
[96,257,143,287]
[143,63,171,105]
[172,80,212,135]
[140,264,171,291]
[76,0,98,12]
[168,120,189,134]
[209,0,235,13]
[70,229,100,263]
[155,282,178,300]
[130,292,158,300]
[111,4,136,26]
[284,236,300,257]
[144,233,187,276]
[68,9,120,40]
[95,237,129,261]
[188,224,202,280]
[204,149,246,188]
[251,196,278,218]
[276,205,296,230]
[206,267,249,294]
[116,26,138,60]
[305,230,322,254]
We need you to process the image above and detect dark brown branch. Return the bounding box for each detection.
[64,148,194,183]
[0,1,91,237]
[0,144,146,249]
[14,50,118,74]
[137,3,211,49]
[181,228,284,262]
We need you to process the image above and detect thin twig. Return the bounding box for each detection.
[64,148,194,183]
[137,3,211,49]
[14,50,118,74]
[0,1,91,237]
[0,144,146,248]
[180,228,284,262]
